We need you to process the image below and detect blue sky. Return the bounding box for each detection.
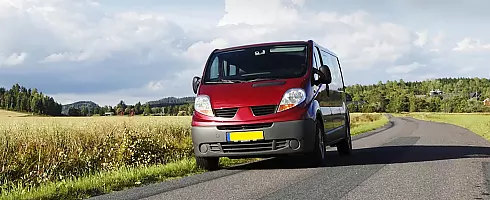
[1,0,489,106]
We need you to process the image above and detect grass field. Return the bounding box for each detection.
[0,110,388,200]
[349,113,389,135]
[0,110,30,117]
[397,112,490,141]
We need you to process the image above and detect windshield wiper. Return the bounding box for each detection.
[205,79,245,84]
[244,77,283,82]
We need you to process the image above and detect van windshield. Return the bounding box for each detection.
[203,44,308,83]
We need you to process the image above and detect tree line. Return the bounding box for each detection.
[68,100,195,117]
[345,77,490,113]
[0,84,63,116]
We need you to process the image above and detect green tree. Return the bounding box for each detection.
[94,107,100,115]
[81,106,89,116]
[187,103,194,115]
[30,95,42,114]
[134,101,142,115]
[68,108,81,116]
[143,104,152,115]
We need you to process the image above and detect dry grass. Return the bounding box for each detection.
[0,110,30,118]
[0,115,193,192]
[349,113,389,135]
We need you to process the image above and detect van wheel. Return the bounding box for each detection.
[309,120,327,166]
[337,121,352,156]
[196,156,219,171]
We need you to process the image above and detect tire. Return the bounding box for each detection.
[195,156,219,171]
[309,120,327,166]
[337,117,352,156]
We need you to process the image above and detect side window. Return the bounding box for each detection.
[223,60,228,75]
[313,47,322,69]
[230,65,237,76]
[333,57,345,90]
[312,47,322,86]
[321,51,341,90]
[209,56,219,79]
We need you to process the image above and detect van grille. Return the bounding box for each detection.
[214,108,238,118]
[217,123,273,130]
[209,139,289,153]
[251,105,277,116]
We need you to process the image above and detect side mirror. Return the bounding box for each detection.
[314,65,332,85]
[192,76,201,94]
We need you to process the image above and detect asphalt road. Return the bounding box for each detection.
[91,115,490,200]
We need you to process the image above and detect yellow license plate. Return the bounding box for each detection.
[227,131,264,142]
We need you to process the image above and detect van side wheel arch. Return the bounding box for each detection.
[315,111,326,143]
[315,111,324,131]
[308,113,327,166]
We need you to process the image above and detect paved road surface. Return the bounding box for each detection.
[91,116,490,200]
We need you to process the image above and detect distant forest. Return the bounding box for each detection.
[345,77,490,113]
[2,77,490,116]
[87,100,195,117]
[0,84,63,116]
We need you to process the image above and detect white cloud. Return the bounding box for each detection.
[218,0,303,26]
[0,52,27,67]
[147,80,165,91]
[413,31,428,47]
[183,38,229,63]
[386,62,426,74]
[1,0,187,65]
[290,0,306,7]
[452,37,490,51]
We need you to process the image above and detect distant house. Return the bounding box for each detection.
[469,92,482,99]
[104,112,114,116]
[484,98,490,107]
[429,90,443,96]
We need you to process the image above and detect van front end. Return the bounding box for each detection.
[190,99,317,159]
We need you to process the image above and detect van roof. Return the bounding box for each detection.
[213,40,337,57]
[214,40,308,53]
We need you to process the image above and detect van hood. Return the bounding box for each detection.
[198,77,307,109]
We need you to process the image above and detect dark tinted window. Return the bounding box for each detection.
[203,44,308,83]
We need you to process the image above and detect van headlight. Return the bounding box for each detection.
[278,88,306,112]
[194,95,214,116]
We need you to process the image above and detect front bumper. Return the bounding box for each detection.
[191,119,316,158]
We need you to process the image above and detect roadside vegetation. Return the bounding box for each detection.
[349,113,389,135]
[0,110,388,199]
[397,112,490,141]
[346,77,490,114]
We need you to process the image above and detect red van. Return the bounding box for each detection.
[191,40,353,170]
